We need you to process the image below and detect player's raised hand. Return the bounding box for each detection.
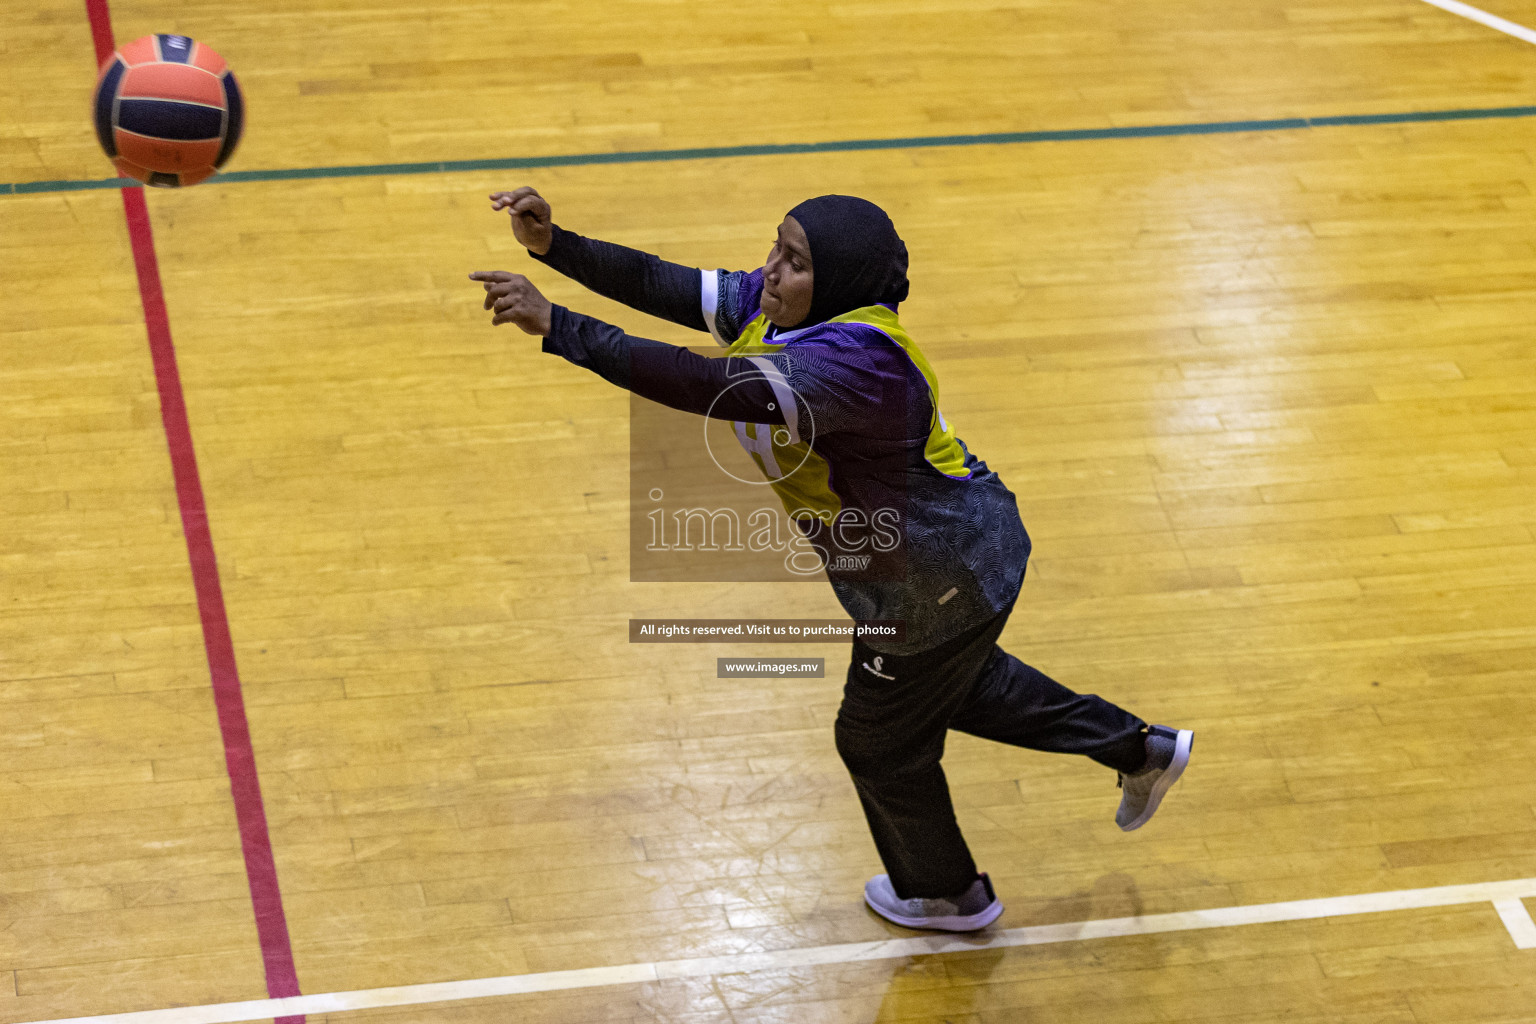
[468,271,553,336]
[489,187,553,255]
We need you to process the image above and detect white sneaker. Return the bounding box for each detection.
[1116,724,1193,831]
[863,872,1003,931]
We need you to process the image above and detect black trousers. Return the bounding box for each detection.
[835,599,1147,899]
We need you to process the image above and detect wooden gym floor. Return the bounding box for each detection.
[4,0,1536,1021]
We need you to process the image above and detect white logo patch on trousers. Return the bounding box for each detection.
[862,655,896,680]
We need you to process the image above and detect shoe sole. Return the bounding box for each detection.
[1120,728,1193,832]
[864,893,1005,932]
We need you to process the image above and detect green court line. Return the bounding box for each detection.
[6,104,1536,196]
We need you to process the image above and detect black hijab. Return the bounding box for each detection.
[785,195,909,329]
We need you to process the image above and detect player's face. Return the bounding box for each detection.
[762,216,814,327]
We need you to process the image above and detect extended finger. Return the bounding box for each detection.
[485,284,519,310]
[481,282,510,309]
[468,270,513,282]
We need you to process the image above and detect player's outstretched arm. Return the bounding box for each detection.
[489,187,713,334]
[466,272,788,429]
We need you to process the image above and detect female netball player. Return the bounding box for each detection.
[469,187,1193,932]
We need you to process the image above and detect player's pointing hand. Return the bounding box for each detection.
[489,187,553,255]
[468,271,553,336]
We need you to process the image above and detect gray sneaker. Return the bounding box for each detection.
[863,872,1003,931]
[1116,724,1193,831]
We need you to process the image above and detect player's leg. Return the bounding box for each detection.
[949,647,1193,830]
[950,647,1147,768]
[834,616,1007,930]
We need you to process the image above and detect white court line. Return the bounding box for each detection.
[19,875,1536,1024]
[1494,897,1536,949]
[1417,0,1536,45]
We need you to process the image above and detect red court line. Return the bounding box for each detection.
[85,2,305,1018]
[83,0,114,68]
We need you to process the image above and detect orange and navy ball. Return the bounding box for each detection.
[92,34,243,188]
